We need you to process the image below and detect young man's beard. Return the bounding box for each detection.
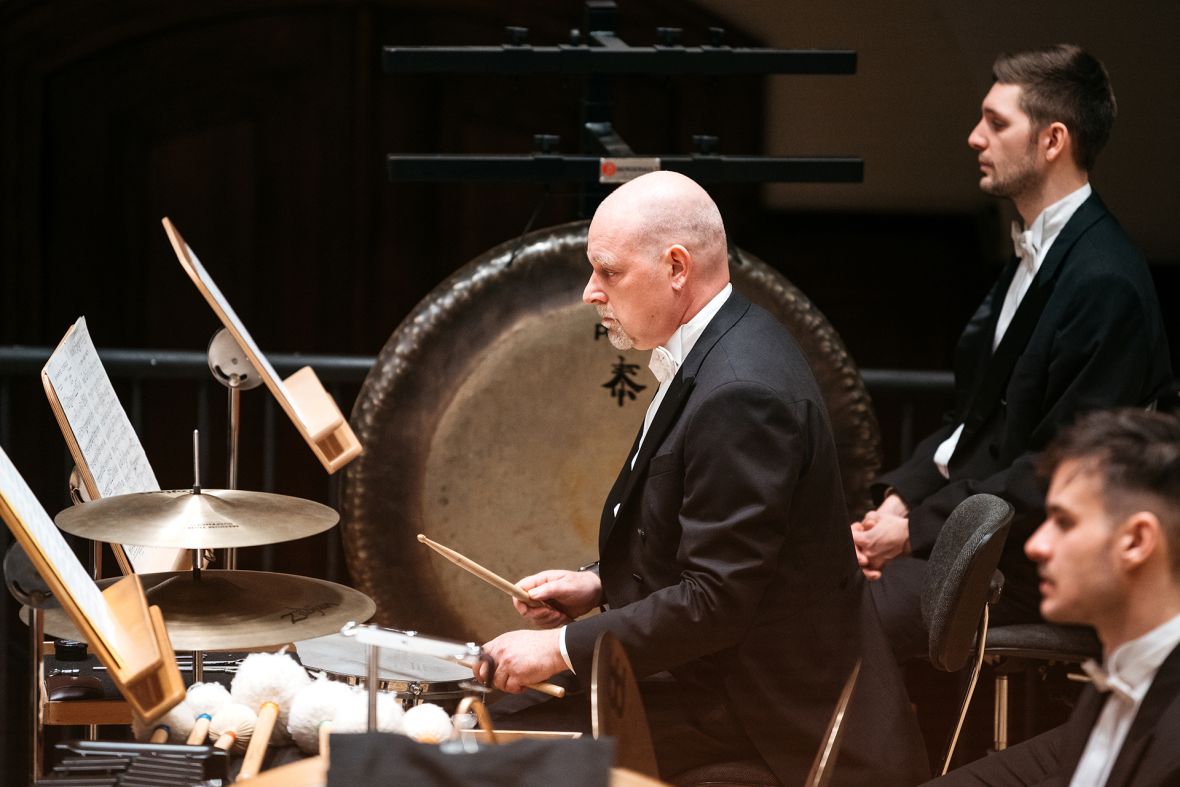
[981,138,1041,202]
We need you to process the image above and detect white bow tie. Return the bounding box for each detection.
[1011,222,1037,264]
[649,347,677,384]
[1081,659,1135,703]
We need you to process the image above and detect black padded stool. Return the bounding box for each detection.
[983,623,1101,751]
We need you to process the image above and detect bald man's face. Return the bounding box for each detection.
[583,215,680,352]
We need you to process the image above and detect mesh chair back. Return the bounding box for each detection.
[922,493,1014,671]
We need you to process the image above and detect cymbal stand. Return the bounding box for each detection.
[67,467,100,741]
[207,328,261,571]
[190,430,205,683]
[30,604,43,779]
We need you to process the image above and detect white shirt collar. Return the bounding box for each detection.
[1101,612,1180,701]
[1011,181,1092,269]
[649,283,733,384]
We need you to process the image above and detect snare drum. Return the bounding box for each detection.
[295,633,476,712]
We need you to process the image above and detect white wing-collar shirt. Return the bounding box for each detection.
[1070,612,1180,786]
[932,183,1092,478]
[560,283,733,673]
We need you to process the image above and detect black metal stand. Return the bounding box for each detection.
[382,0,861,216]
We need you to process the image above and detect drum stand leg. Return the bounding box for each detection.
[31,607,44,783]
[367,644,380,732]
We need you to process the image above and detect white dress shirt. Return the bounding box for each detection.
[932,183,1092,478]
[559,284,734,672]
[1070,612,1180,787]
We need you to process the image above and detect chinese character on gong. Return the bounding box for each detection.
[602,355,646,406]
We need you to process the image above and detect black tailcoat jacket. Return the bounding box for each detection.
[877,194,1172,608]
[932,643,1180,786]
[566,291,928,786]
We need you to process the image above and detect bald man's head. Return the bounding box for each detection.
[593,172,729,282]
[583,173,731,350]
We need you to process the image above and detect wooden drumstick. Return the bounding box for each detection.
[454,656,566,698]
[240,701,278,780]
[416,533,541,607]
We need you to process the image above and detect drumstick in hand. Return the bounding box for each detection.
[453,656,566,698]
[417,534,541,607]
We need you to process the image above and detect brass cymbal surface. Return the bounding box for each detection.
[37,570,375,651]
[54,489,339,549]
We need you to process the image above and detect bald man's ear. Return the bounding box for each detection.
[1119,511,1164,571]
[667,244,691,291]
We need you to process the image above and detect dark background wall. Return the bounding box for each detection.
[1,0,1176,778]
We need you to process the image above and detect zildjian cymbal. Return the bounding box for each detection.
[33,570,376,651]
[54,489,339,549]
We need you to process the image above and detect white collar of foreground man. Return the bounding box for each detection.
[649,283,733,384]
[1082,611,1180,703]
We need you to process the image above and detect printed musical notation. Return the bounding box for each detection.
[43,317,184,573]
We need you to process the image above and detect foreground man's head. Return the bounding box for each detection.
[583,171,731,351]
[1028,409,1180,649]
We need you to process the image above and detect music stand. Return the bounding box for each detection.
[162,217,361,474]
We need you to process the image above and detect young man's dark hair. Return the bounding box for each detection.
[1040,408,1180,567]
[993,43,1117,171]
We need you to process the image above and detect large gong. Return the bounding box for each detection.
[341,221,880,644]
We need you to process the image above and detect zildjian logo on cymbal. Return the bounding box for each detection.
[281,602,338,623]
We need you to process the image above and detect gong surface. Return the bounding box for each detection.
[342,221,879,645]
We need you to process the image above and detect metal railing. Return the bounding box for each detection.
[0,345,954,475]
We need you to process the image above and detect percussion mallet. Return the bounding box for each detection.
[402,702,457,744]
[230,651,312,780]
[287,674,355,755]
[208,702,257,753]
[185,681,231,745]
[131,699,194,744]
[331,688,405,736]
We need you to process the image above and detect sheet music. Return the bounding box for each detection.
[179,242,306,424]
[0,445,118,651]
[43,317,180,572]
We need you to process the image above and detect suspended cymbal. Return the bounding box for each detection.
[33,570,376,651]
[54,489,339,549]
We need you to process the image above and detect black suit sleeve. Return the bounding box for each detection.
[907,267,1171,554]
[564,381,809,678]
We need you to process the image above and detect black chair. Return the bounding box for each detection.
[920,492,1014,774]
[982,622,1101,751]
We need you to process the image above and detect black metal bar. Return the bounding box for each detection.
[860,369,954,395]
[387,154,864,183]
[0,347,954,396]
[0,347,373,382]
[584,122,634,157]
[382,45,857,76]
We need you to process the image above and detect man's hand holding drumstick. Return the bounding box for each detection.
[481,569,604,694]
[416,534,602,694]
[512,569,603,627]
